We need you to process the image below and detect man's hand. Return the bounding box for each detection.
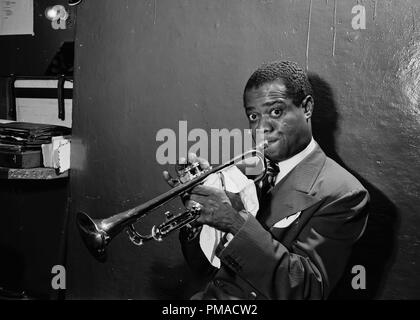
[189,185,247,235]
[162,153,211,208]
[162,153,247,234]
[163,153,211,187]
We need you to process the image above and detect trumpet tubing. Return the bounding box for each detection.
[77,145,267,262]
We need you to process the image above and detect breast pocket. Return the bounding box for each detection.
[272,211,301,228]
[269,211,301,241]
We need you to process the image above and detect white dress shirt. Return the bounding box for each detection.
[274,137,316,185]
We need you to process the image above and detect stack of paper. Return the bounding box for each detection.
[42,136,71,173]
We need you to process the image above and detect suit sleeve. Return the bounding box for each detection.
[217,188,369,299]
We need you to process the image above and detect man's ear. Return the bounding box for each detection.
[301,95,314,120]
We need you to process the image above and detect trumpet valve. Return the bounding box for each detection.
[151,226,163,242]
[164,211,173,219]
[179,162,209,183]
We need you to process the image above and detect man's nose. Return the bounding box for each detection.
[257,116,272,134]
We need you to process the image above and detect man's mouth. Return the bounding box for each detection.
[266,138,278,145]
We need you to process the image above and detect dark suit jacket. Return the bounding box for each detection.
[179,143,369,300]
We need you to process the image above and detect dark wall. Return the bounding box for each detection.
[66,0,420,299]
[0,179,69,298]
[0,0,74,76]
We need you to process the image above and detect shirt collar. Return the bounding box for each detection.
[275,137,316,185]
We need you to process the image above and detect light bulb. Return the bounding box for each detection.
[45,5,68,22]
[45,7,59,21]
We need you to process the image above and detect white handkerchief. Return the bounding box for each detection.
[272,211,301,228]
[199,166,259,268]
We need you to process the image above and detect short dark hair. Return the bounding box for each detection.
[244,60,313,105]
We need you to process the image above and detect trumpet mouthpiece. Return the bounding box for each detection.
[256,140,268,151]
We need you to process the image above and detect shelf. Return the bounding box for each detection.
[0,167,69,180]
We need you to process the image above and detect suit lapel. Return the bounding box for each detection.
[257,143,326,229]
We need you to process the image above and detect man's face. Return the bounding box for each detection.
[244,80,312,162]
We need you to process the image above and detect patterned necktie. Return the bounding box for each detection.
[260,159,280,196]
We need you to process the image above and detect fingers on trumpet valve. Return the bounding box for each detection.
[162,170,179,187]
[187,153,210,170]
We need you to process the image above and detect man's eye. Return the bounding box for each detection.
[270,109,282,117]
[248,114,258,122]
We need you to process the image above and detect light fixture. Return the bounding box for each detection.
[45,5,69,30]
[45,5,69,22]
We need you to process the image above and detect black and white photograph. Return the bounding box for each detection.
[0,0,419,306]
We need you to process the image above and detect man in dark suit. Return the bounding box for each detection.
[164,60,369,299]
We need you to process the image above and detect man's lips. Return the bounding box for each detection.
[266,138,278,144]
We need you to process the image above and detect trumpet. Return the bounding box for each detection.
[77,143,267,262]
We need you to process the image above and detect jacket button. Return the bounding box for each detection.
[249,291,257,299]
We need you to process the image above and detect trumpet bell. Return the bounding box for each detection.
[77,212,108,262]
